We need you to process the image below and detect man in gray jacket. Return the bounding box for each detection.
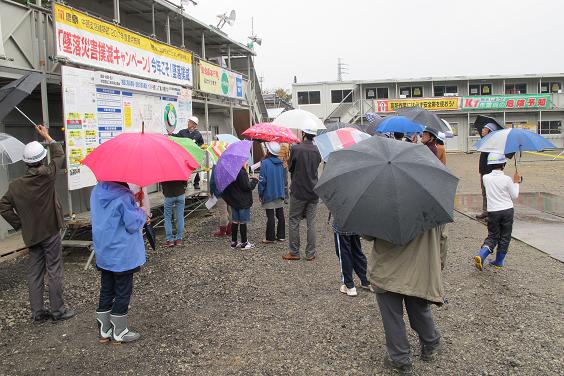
[0,125,75,323]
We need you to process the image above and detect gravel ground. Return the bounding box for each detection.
[0,152,563,375]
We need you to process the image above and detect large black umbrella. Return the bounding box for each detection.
[144,222,156,251]
[0,72,44,124]
[314,136,458,245]
[398,107,450,133]
[318,121,375,136]
[473,115,504,136]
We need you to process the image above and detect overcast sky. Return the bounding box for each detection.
[181,0,564,91]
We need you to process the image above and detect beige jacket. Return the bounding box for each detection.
[365,226,447,304]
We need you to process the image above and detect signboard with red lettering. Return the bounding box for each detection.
[461,94,551,110]
[374,97,460,112]
[54,3,193,86]
[199,60,244,99]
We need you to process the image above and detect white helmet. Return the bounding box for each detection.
[266,141,281,156]
[487,153,507,165]
[188,116,199,125]
[302,128,317,135]
[22,141,47,164]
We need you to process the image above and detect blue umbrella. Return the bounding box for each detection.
[216,133,240,144]
[214,140,252,193]
[475,128,555,154]
[376,116,425,134]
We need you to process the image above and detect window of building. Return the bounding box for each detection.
[434,85,458,97]
[399,86,423,98]
[539,81,562,93]
[505,83,527,94]
[538,120,561,135]
[377,87,389,99]
[469,83,493,96]
[297,90,321,105]
[331,89,353,103]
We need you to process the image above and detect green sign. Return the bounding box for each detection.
[461,94,551,110]
[221,72,229,95]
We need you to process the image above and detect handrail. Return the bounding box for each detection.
[323,90,354,121]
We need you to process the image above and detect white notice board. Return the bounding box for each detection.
[61,65,192,190]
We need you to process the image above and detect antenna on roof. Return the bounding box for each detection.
[247,17,262,49]
[337,58,348,81]
[217,9,236,29]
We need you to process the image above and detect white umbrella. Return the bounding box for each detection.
[274,109,326,131]
[0,132,25,165]
[440,119,454,138]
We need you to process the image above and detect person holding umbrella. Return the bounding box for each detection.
[258,142,286,244]
[474,153,521,271]
[476,122,501,219]
[168,116,204,189]
[91,181,148,343]
[282,129,322,261]
[0,125,75,323]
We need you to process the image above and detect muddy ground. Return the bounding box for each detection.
[0,151,563,375]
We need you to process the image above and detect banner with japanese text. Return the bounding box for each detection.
[54,3,193,86]
[461,95,551,110]
[199,60,244,99]
[374,97,460,112]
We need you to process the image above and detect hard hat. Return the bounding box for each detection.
[266,141,281,156]
[302,128,317,135]
[188,116,199,125]
[423,127,439,139]
[484,123,499,132]
[487,153,507,165]
[22,141,47,164]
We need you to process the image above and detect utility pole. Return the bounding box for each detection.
[337,58,348,81]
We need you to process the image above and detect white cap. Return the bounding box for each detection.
[22,141,47,164]
[487,153,507,165]
[188,116,199,125]
[302,128,317,135]
[484,123,498,132]
[266,141,281,155]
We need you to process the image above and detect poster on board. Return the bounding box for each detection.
[62,65,192,190]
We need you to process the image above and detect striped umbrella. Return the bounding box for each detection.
[314,127,371,161]
[207,140,229,165]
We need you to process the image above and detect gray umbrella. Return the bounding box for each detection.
[314,136,458,245]
[319,121,375,136]
[0,72,44,123]
[398,107,450,133]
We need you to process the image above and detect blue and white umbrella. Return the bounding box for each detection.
[474,128,555,154]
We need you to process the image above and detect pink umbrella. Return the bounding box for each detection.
[82,133,199,187]
[242,122,300,144]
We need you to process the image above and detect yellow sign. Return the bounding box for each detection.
[375,98,460,112]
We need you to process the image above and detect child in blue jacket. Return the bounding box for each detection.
[91,181,147,344]
[258,142,286,243]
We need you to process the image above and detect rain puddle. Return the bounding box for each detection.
[455,192,564,262]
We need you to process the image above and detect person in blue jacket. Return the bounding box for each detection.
[258,142,286,244]
[90,181,147,344]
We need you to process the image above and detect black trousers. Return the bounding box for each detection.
[334,232,369,288]
[98,269,134,315]
[265,207,285,241]
[193,173,200,186]
[483,208,514,253]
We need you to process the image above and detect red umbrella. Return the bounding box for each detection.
[82,133,199,187]
[242,122,300,144]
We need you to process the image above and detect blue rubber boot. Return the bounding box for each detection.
[474,246,492,271]
[489,252,507,269]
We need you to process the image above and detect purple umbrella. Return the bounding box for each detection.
[214,140,252,193]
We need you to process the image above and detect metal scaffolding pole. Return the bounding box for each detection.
[166,15,170,44]
[151,2,156,38]
[180,18,185,48]
[113,0,120,24]
[201,33,206,59]
[227,45,231,69]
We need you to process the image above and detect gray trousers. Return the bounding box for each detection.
[375,289,440,365]
[28,232,65,316]
[288,195,317,257]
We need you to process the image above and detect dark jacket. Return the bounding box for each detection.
[258,156,285,204]
[0,143,65,247]
[161,180,187,198]
[171,128,204,146]
[479,152,493,175]
[289,140,322,202]
[221,168,258,210]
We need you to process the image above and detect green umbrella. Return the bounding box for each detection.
[168,136,205,169]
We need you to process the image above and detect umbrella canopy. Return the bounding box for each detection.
[274,109,326,131]
[214,140,252,193]
[440,119,454,138]
[317,121,375,136]
[82,133,199,187]
[169,136,206,168]
[397,107,450,133]
[473,115,504,135]
[315,136,459,245]
[364,113,384,134]
[0,72,44,122]
[314,127,371,161]
[207,140,229,165]
[216,133,240,143]
[0,132,25,165]
[475,128,556,154]
[242,123,300,144]
[376,116,426,134]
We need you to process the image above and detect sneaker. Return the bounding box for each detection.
[383,356,413,375]
[276,238,286,242]
[240,242,254,249]
[230,241,239,249]
[165,240,174,248]
[174,239,182,246]
[421,341,441,362]
[32,309,52,323]
[360,283,374,292]
[305,255,316,261]
[282,253,300,261]
[339,284,358,297]
[51,308,76,321]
